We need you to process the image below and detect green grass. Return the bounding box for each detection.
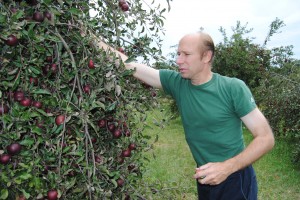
[140,109,300,200]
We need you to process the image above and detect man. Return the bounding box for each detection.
[99,32,275,200]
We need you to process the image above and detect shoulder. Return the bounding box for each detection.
[215,73,247,89]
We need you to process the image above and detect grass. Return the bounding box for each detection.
[140,108,300,200]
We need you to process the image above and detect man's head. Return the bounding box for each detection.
[176,32,215,82]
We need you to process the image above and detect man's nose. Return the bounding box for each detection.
[176,56,183,65]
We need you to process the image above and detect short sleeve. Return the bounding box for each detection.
[159,69,181,98]
[231,79,257,117]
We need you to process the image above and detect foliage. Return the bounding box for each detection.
[256,60,300,162]
[0,0,168,199]
[213,21,272,90]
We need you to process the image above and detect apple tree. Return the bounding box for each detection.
[0,0,169,199]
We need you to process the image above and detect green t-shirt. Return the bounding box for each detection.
[159,69,256,166]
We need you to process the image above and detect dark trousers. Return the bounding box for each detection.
[197,165,258,200]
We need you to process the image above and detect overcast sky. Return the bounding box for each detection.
[159,0,300,59]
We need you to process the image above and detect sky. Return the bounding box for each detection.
[158,0,300,60]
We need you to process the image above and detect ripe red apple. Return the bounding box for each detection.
[128,143,136,150]
[95,155,102,163]
[121,3,129,11]
[29,77,38,85]
[10,8,18,13]
[7,143,22,155]
[121,149,131,157]
[98,119,107,128]
[117,47,125,54]
[55,115,65,126]
[83,84,91,94]
[20,97,31,107]
[47,189,58,200]
[117,178,124,187]
[5,35,18,46]
[14,91,25,101]
[0,154,11,165]
[33,11,44,22]
[43,63,57,76]
[107,123,115,132]
[88,59,95,69]
[44,11,52,20]
[113,129,122,139]
[45,56,53,63]
[32,101,42,109]
[0,104,9,116]
[91,137,97,143]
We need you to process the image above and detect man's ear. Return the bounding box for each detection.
[203,50,213,63]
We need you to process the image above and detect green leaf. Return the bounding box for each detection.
[29,66,41,75]
[32,89,52,95]
[0,189,8,199]
[20,138,35,146]
[111,179,118,188]
[68,8,81,15]
[125,55,136,63]
[19,172,32,180]
[31,126,43,135]
[20,189,30,199]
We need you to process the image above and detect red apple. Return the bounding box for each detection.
[91,137,97,143]
[33,11,44,22]
[128,143,136,150]
[47,189,58,200]
[20,97,31,107]
[5,35,18,46]
[98,119,107,128]
[88,59,95,69]
[0,154,11,165]
[121,149,131,157]
[83,84,91,94]
[95,155,102,163]
[113,129,122,139]
[29,77,38,85]
[7,143,22,155]
[117,178,124,187]
[32,100,42,109]
[44,11,52,20]
[45,56,53,63]
[14,91,25,101]
[55,115,65,126]
[121,3,129,11]
[107,124,115,132]
[117,47,125,54]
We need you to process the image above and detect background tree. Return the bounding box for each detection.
[0,0,169,199]
[213,19,300,164]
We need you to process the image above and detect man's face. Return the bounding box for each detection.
[176,34,205,80]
